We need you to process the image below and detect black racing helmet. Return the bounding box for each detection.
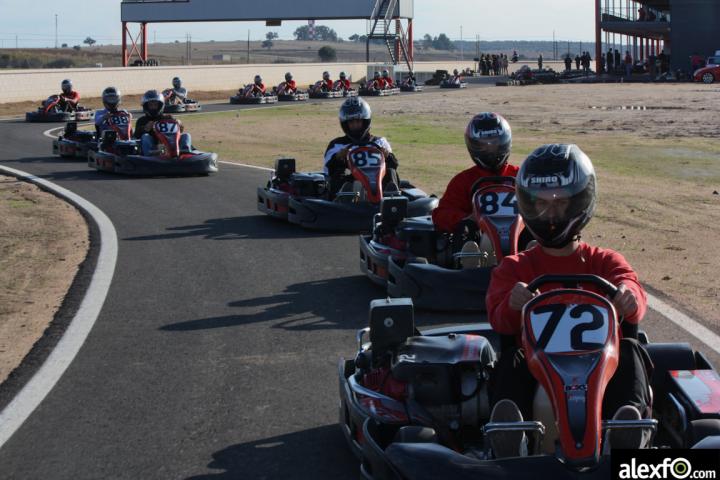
[323,71,331,81]
[464,112,512,171]
[339,71,347,80]
[339,96,372,143]
[453,69,459,75]
[373,71,381,79]
[61,79,73,94]
[102,86,121,111]
[516,144,597,248]
[254,75,263,85]
[285,72,293,81]
[382,69,390,78]
[172,77,182,89]
[141,89,165,117]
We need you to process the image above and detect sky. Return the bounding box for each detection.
[0,0,596,48]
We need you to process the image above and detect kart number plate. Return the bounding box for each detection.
[529,303,610,353]
[110,114,130,126]
[155,121,179,134]
[351,149,383,168]
[477,191,517,216]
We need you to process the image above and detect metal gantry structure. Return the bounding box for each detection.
[366,0,414,71]
[120,0,415,69]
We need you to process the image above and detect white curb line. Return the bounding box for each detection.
[0,166,118,449]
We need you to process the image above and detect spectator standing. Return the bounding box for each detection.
[564,54,572,72]
[502,54,509,75]
[537,53,543,70]
[638,6,646,21]
[575,54,581,70]
[614,49,622,74]
[624,50,633,78]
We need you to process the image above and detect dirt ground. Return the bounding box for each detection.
[0,176,88,384]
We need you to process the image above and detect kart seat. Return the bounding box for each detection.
[385,442,611,480]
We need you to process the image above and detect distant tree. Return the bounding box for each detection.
[73,45,81,51]
[422,34,433,50]
[432,34,455,51]
[294,24,337,41]
[61,43,68,48]
[262,39,273,50]
[266,32,279,41]
[318,45,337,62]
[294,25,311,41]
[83,36,96,47]
[348,34,359,42]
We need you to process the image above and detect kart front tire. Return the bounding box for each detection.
[702,72,715,84]
[689,419,720,447]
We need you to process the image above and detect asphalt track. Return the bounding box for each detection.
[0,90,718,480]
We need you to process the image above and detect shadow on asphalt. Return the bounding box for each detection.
[161,275,378,332]
[185,424,357,480]
[161,275,479,333]
[124,215,341,241]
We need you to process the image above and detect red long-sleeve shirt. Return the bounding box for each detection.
[486,242,647,339]
[61,90,80,106]
[384,77,394,87]
[432,163,519,233]
[336,79,351,90]
[282,80,297,92]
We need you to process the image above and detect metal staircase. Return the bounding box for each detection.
[366,0,413,71]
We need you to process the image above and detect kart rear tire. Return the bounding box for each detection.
[702,72,715,84]
[688,419,720,447]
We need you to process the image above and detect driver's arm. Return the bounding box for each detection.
[600,251,647,323]
[486,258,526,335]
[431,172,472,232]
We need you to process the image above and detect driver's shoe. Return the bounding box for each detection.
[603,405,651,452]
[478,233,497,266]
[488,399,528,459]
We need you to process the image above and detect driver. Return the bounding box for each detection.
[403,73,417,86]
[321,71,334,90]
[369,71,385,90]
[336,71,352,91]
[168,77,187,104]
[133,90,192,155]
[432,113,517,233]
[59,79,80,111]
[95,86,131,138]
[485,144,652,457]
[324,97,399,196]
[250,75,266,96]
[382,69,394,88]
[282,72,297,93]
[452,68,463,83]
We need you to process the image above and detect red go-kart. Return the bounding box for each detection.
[26,95,95,122]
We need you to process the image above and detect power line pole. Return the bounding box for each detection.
[460,25,463,61]
[15,34,18,49]
[247,30,250,64]
[55,14,58,49]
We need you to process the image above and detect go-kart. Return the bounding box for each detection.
[360,82,400,97]
[333,82,359,97]
[52,122,97,159]
[26,95,95,122]
[257,145,437,232]
[162,89,202,113]
[399,82,423,93]
[308,81,343,99]
[53,110,134,159]
[230,85,278,104]
[339,278,720,480]
[361,177,524,311]
[273,82,309,101]
[440,78,468,89]
[88,118,217,176]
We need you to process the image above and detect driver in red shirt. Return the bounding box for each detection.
[369,71,386,90]
[282,72,297,93]
[250,75,266,95]
[485,144,652,458]
[321,71,334,91]
[382,69,394,88]
[336,71,352,91]
[432,113,518,233]
[59,79,80,111]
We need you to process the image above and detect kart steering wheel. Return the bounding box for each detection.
[527,274,618,298]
